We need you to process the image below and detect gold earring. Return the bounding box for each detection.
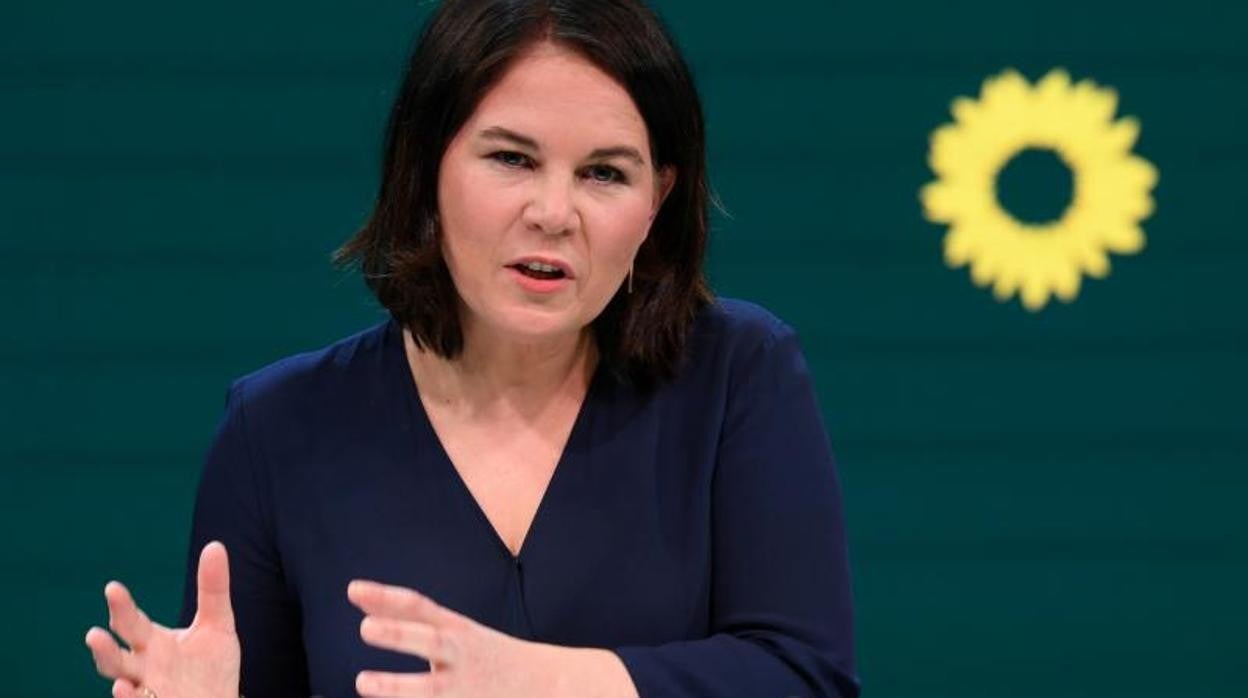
[627,263,633,294]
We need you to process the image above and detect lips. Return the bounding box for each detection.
[507,256,575,279]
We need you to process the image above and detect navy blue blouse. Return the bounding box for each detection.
[178,297,859,697]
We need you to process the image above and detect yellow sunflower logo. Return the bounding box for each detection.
[921,68,1159,311]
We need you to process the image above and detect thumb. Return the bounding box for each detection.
[194,541,235,632]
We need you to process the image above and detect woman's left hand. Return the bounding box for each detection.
[347,579,554,698]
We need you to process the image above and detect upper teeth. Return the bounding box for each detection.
[522,261,559,272]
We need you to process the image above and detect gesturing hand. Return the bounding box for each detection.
[84,541,241,698]
[348,579,553,698]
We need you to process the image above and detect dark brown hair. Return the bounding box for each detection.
[334,0,713,387]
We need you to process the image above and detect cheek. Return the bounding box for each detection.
[594,201,655,265]
[439,171,515,265]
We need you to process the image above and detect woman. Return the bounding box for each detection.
[83,1,860,696]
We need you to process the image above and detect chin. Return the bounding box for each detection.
[491,305,585,341]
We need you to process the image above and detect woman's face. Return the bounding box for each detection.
[437,41,675,345]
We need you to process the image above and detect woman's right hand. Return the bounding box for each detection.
[84,541,241,698]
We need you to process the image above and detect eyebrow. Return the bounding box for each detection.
[478,126,646,166]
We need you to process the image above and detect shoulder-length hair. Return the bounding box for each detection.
[334,0,713,387]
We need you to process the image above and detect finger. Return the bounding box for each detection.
[112,678,139,698]
[104,581,155,651]
[356,670,445,698]
[84,627,142,682]
[360,616,449,664]
[195,541,235,631]
[348,580,450,625]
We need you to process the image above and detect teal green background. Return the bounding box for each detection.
[3,1,1246,695]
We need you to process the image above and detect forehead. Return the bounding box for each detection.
[465,42,649,150]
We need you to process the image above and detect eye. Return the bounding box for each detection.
[488,151,533,169]
[584,164,628,185]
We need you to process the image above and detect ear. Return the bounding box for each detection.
[650,166,677,220]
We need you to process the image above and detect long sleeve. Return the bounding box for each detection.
[178,379,312,697]
[613,322,861,697]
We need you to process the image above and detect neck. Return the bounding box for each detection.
[403,318,597,421]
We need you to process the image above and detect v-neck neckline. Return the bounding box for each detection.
[389,318,603,564]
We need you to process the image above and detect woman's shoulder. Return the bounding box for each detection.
[690,296,797,357]
[225,316,395,411]
[660,296,803,392]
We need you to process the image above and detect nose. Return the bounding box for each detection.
[523,171,579,236]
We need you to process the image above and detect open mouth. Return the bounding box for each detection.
[509,261,567,281]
